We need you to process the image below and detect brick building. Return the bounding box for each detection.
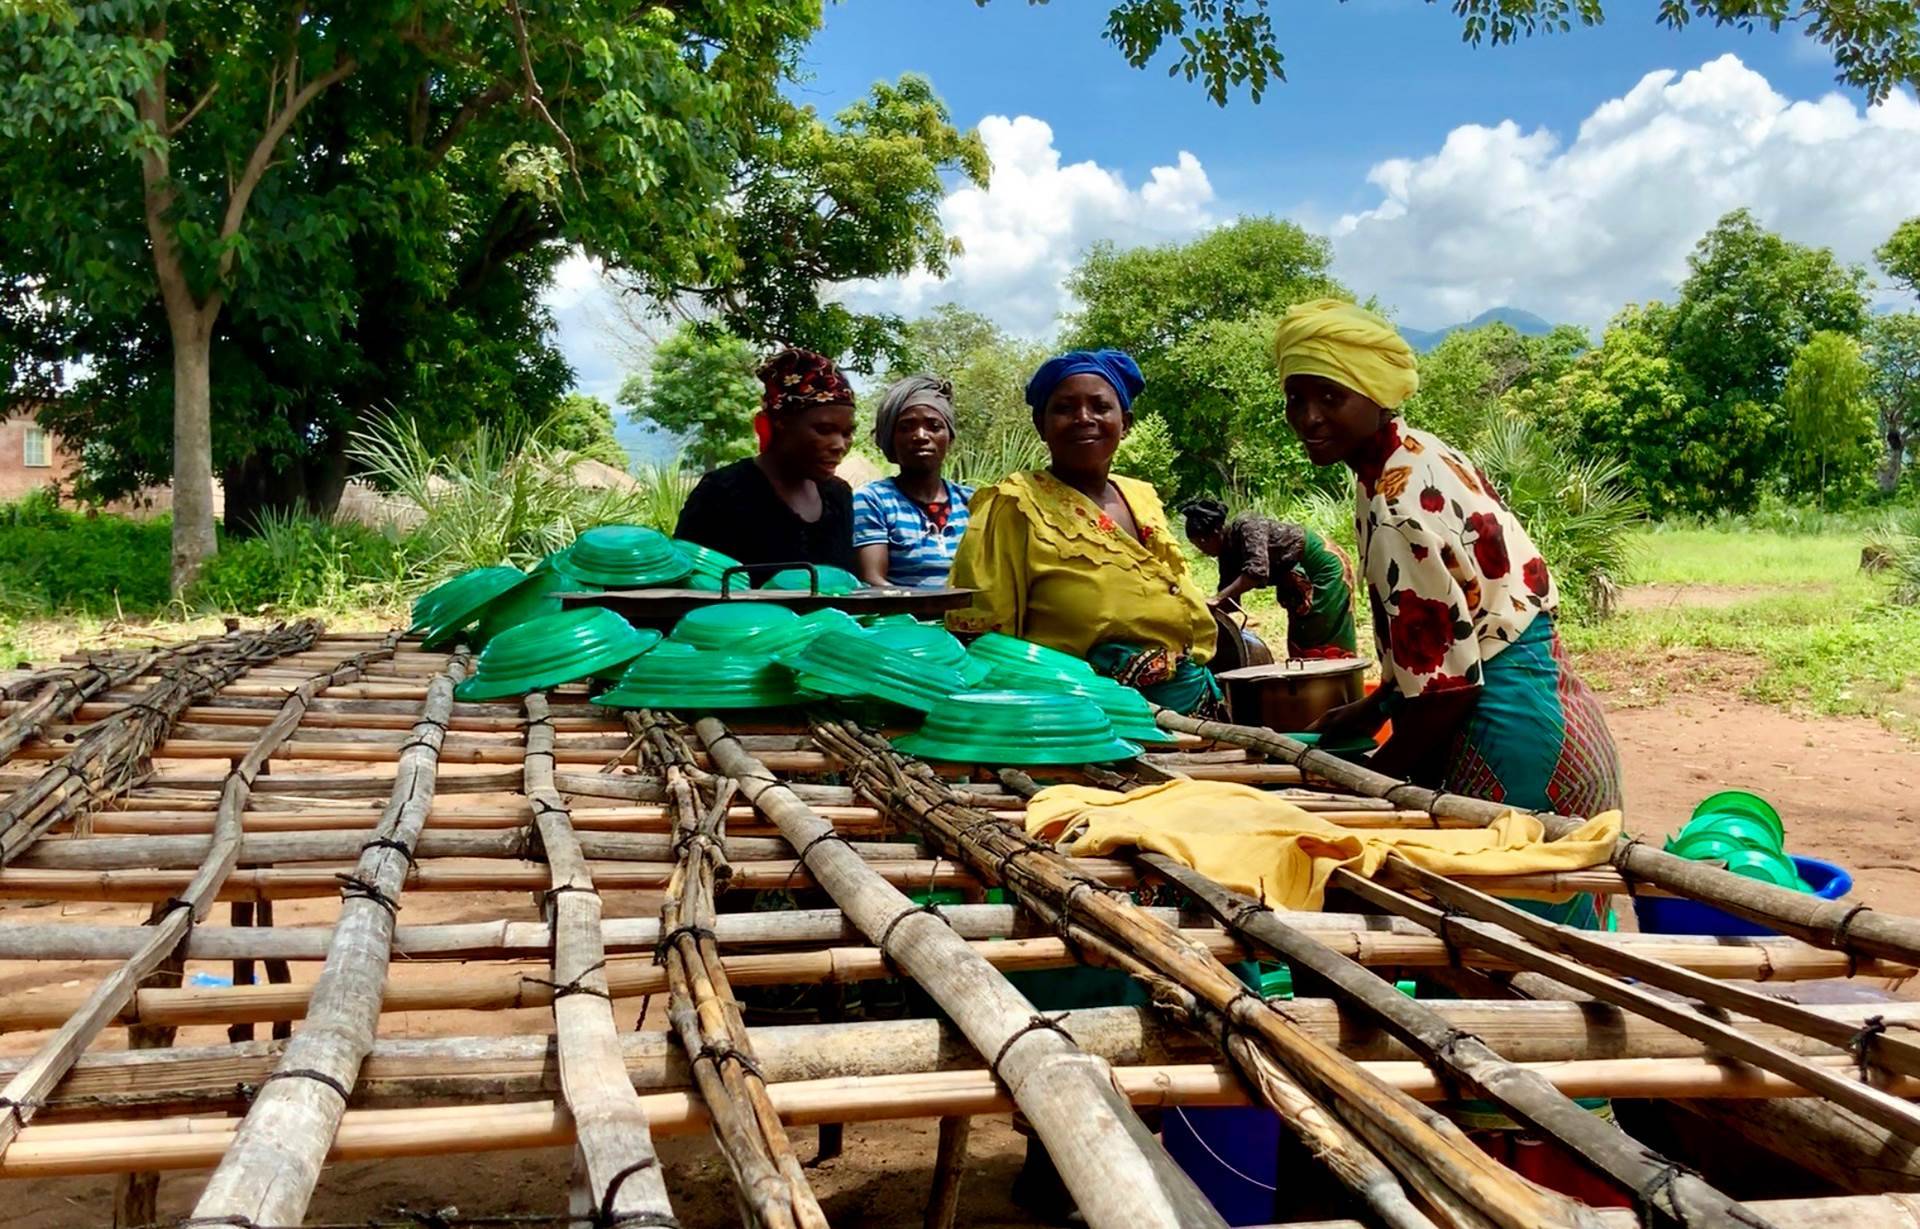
[0,410,76,502]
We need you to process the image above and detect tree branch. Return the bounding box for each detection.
[428,80,514,160]
[215,53,359,281]
[505,0,582,190]
[132,28,200,325]
[166,82,220,137]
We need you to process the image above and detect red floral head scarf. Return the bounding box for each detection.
[754,348,856,452]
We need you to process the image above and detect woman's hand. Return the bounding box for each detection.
[1307,694,1383,740]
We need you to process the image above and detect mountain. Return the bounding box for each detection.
[616,416,684,467]
[1399,307,1556,352]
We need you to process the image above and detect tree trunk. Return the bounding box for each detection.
[221,438,353,538]
[1881,418,1906,495]
[169,309,219,594]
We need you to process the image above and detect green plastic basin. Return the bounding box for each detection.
[981,664,1177,745]
[410,566,525,649]
[594,640,806,710]
[761,565,862,595]
[966,632,1096,682]
[456,607,657,701]
[473,563,596,644]
[867,623,994,686]
[1690,790,1784,844]
[1721,846,1809,891]
[788,628,967,713]
[1286,731,1380,760]
[1664,832,1752,864]
[673,540,741,591]
[894,691,1142,765]
[1677,814,1784,853]
[671,603,801,650]
[551,525,692,588]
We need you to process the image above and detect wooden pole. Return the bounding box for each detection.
[189,652,464,1224]
[522,694,675,1227]
[695,716,1229,1229]
[1138,851,1769,1227]
[0,637,388,1160]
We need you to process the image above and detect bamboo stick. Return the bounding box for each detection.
[1273,1194,1920,1229]
[0,636,386,1160]
[1138,851,1767,1227]
[644,714,824,1227]
[522,694,675,1226]
[1336,867,1920,1146]
[695,716,1228,1229]
[819,722,1579,1229]
[11,734,842,772]
[189,653,465,1225]
[0,644,180,765]
[1160,711,1920,969]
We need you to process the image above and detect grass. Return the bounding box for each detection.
[1563,524,1920,733]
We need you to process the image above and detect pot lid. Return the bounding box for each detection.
[1216,657,1369,682]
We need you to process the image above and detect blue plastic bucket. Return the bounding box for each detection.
[1637,854,1852,937]
[1161,1105,1280,1226]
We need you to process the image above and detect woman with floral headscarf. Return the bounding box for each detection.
[674,347,858,582]
[947,348,1221,717]
[1273,299,1623,927]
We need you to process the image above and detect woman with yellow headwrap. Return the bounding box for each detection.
[1271,299,1623,928]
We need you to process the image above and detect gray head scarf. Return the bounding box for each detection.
[873,374,956,462]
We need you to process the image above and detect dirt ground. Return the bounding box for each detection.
[3,649,1918,1227]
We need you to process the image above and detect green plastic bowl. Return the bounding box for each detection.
[761,565,863,596]
[456,607,657,701]
[867,623,994,687]
[1286,731,1380,760]
[1690,790,1784,844]
[671,603,801,650]
[410,566,525,649]
[673,539,741,590]
[860,614,926,631]
[894,691,1142,765]
[551,525,692,589]
[473,563,595,644]
[788,628,968,713]
[1678,813,1785,853]
[751,607,863,658]
[1665,831,1754,864]
[966,632,1096,681]
[1721,846,1809,891]
[594,641,805,710]
[981,664,1178,745]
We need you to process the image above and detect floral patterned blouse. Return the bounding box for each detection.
[1352,418,1557,699]
[947,469,1218,665]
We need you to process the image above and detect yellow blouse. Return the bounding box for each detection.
[946,470,1217,665]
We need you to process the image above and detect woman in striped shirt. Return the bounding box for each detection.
[852,375,974,589]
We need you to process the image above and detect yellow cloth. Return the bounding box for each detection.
[946,469,1217,664]
[1272,298,1420,411]
[1026,779,1622,911]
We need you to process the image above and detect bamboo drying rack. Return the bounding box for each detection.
[0,625,1917,1228]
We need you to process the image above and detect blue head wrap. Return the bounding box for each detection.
[1024,349,1145,416]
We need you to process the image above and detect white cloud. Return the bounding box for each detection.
[1332,54,1920,330]
[836,115,1216,337]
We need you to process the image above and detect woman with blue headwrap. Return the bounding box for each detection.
[947,349,1221,716]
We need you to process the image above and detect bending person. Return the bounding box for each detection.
[852,375,973,588]
[948,349,1220,717]
[674,348,857,582]
[1273,299,1622,926]
[1183,498,1358,659]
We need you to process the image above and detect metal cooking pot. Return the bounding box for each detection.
[1214,657,1368,731]
[1208,600,1273,674]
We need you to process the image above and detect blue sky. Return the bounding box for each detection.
[553,1,1920,412]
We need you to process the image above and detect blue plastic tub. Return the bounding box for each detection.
[1162,1104,1280,1226]
[1637,854,1852,937]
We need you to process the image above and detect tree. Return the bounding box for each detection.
[1,1,820,588]
[991,1,1920,105]
[1062,216,1346,499]
[1112,412,1182,495]
[620,325,761,473]
[887,305,1047,443]
[615,75,989,372]
[1782,331,1880,507]
[1403,322,1588,445]
[544,394,628,470]
[1667,209,1871,412]
[1882,216,1920,299]
[1866,314,1920,493]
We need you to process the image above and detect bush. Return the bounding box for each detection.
[1112,412,1182,496]
[191,511,413,612]
[0,493,173,615]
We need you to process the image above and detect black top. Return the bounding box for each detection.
[674,458,856,582]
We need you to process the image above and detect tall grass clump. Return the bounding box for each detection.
[349,414,692,580]
[1473,418,1644,619]
[946,420,1046,490]
[191,510,413,613]
[1865,504,1920,606]
[0,492,173,615]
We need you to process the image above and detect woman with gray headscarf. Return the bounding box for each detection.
[851,374,974,588]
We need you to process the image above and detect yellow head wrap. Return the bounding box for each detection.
[1272,299,1420,410]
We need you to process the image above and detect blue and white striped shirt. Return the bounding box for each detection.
[851,477,974,589]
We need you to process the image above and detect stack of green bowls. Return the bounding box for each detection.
[1665,791,1806,891]
[761,565,863,596]
[673,540,741,592]
[787,627,967,713]
[551,525,692,589]
[979,662,1176,746]
[593,639,805,711]
[409,566,525,649]
[966,632,1098,683]
[671,603,800,649]
[456,607,659,701]
[865,623,994,686]
[895,691,1142,765]
[471,560,578,645]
